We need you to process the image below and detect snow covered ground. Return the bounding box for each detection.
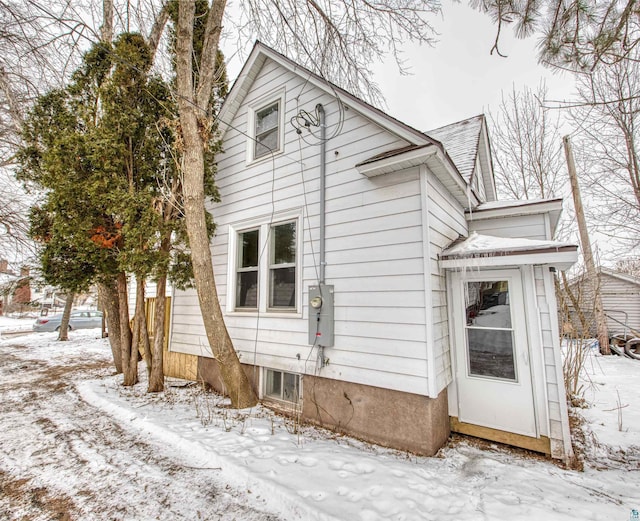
[0,314,36,333]
[1,316,639,521]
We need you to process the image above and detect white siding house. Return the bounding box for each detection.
[566,268,640,337]
[168,42,578,461]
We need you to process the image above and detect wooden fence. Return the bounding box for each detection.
[144,297,198,381]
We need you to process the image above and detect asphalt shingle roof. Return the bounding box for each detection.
[425,115,484,183]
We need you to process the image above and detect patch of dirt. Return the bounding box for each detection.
[568,408,586,471]
[444,432,555,465]
[0,339,282,521]
[0,470,77,520]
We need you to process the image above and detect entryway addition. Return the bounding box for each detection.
[451,269,537,438]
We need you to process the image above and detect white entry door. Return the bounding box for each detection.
[451,269,537,437]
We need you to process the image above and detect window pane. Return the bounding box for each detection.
[270,267,296,308]
[256,103,279,133]
[236,271,258,308]
[272,222,296,264]
[265,370,282,398]
[239,229,259,268]
[466,281,511,328]
[255,128,279,158]
[467,328,516,380]
[283,373,299,402]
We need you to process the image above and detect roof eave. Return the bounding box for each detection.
[355,145,435,177]
[440,246,578,271]
[467,198,564,220]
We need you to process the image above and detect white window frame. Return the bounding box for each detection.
[227,211,302,316]
[262,368,302,405]
[235,227,260,310]
[268,220,298,311]
[246,90,286,164]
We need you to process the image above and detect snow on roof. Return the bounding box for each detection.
[425,115,484,183]
[441,231,577,258]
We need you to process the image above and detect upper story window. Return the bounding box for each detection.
[247,91,285,163]
[254,101,280,159]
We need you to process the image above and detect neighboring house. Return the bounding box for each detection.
[0,261,38,315]
[166,43,578,461]
[565,268,640,337]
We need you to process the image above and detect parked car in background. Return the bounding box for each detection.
[33,310,103,332]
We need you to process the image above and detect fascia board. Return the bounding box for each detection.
[439,249,579,270]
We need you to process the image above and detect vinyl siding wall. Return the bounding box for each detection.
[601,273,640,332]
[425,171,467,393]
[568,272,640,335]
[535,266,568,457]
[468,213,548,240]
[170,57,435,395]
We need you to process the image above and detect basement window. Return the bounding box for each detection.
[264,369,301,404]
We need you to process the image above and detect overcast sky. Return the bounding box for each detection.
[372,2,575,132]
[222,3,575,134]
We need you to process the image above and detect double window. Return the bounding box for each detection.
[234,219,298,312]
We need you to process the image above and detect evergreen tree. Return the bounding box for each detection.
[18,33,202,388]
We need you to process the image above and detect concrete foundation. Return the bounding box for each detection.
[302,374,449,456]
[196,357,450,456]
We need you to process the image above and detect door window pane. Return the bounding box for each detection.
[466,281,511,328]
[467,328,516,380]
[465,280,517,381]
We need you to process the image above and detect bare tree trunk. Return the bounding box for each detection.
[564,136,610,354]
[175,1,257,408]
[0,66,23,135]
[148,234,171,393]
[101,0,114,43]
[559,271,590,334]
[57,292,74,341]
[98,280,122,373]
[147,3,169,59]
[129,276,145,384]
[148,272,166,392]
[117,272,135,385]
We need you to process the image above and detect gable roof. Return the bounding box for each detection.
[426,115,484,183]
[566,267,640,289]
[599,268,640,287]
[218,41,435,147]
[218,41,478,208]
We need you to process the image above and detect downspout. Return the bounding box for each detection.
[317,103,326,284]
